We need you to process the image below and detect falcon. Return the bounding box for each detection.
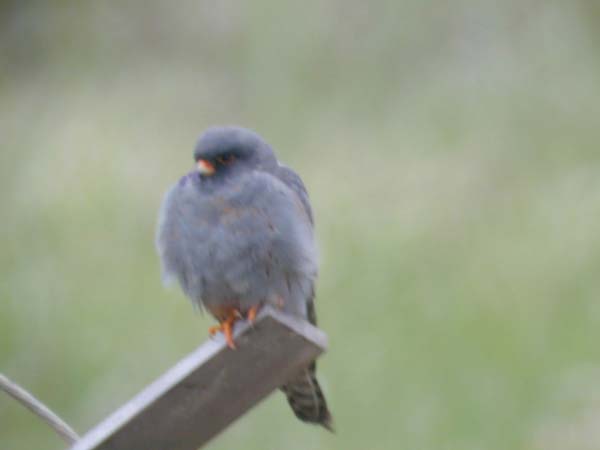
[156,126,333,430]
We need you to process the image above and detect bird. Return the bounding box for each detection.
[155,126,333,431]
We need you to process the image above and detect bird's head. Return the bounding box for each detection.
[193,126,277,178]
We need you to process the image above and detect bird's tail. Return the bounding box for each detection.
[281,361,334,432]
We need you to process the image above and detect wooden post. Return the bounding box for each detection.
[69,306,328,450]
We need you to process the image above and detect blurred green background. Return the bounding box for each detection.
[2,1,600,449]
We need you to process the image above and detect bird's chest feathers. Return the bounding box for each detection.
[169,174,315,302]
[175,186,281,270]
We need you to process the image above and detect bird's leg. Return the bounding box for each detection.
[221,315,236,349]
[207,304,261,348]
[246,304,260,324]
[276,295,285,310]
[207,308,241,349]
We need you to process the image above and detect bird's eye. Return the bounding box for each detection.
[216,154,236,165]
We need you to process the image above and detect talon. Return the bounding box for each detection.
[208,324,222,336]
[222,317,236,349]
[207,309,240,349]
[247,305,259,324]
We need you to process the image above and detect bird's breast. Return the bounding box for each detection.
[158,171,317,315]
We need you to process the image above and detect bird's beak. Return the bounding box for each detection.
[197,159,215,176]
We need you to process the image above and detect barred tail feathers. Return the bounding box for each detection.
[281,362,334,432]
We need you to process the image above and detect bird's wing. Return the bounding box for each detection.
[275,164,314,225]
[273,164,318,322]
[273,170,331,429]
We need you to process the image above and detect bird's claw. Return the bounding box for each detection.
[207,305,261,349]
[208,314,237,349]
[247,305,259,325]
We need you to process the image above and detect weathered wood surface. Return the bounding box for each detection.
[69,306,328,450]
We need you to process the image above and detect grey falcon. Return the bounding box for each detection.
[155,126,333,430]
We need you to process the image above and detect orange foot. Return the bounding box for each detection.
[208,313,238,349]
[207,305,262,349]
[247,305,260,324]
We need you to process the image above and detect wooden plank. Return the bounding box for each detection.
[69,306,328,450]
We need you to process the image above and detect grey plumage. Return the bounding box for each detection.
[156,126,333,430]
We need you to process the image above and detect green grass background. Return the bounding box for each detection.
[2,1,600,449]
